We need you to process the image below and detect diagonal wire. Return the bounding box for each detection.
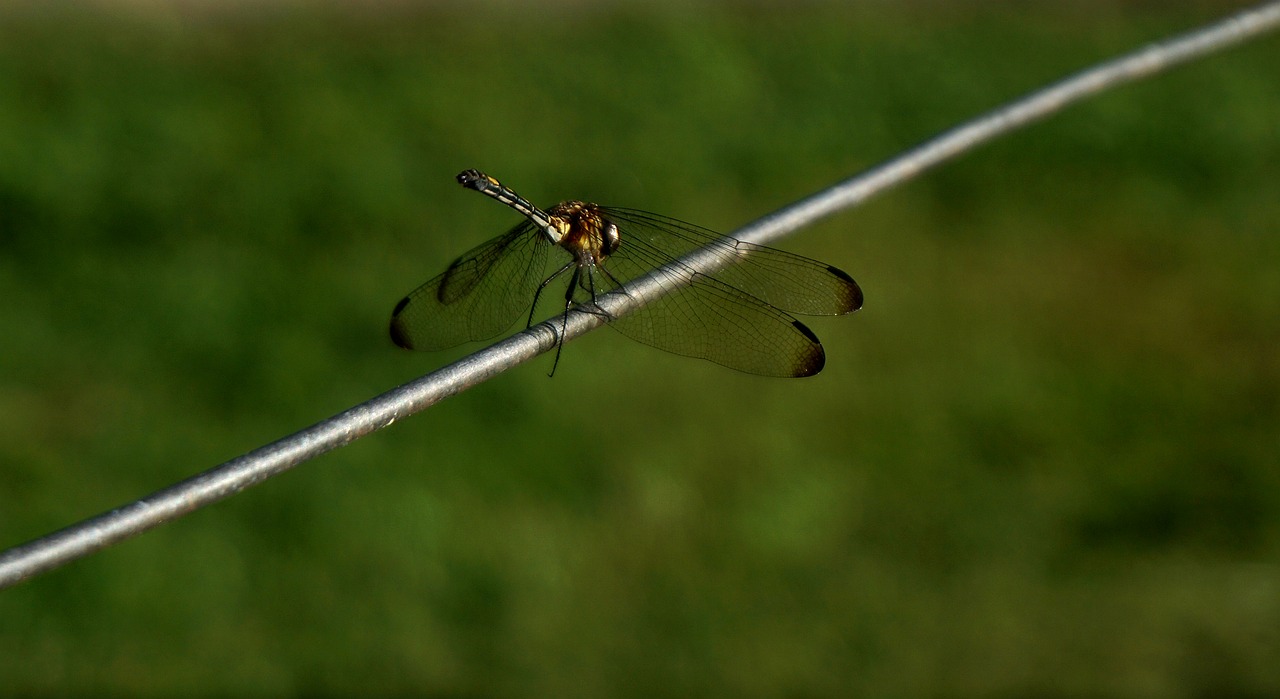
[3,1,1278,589]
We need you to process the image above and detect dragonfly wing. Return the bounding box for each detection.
[597,253,826,377]
[602,208,862,316]
[390,221,554,350]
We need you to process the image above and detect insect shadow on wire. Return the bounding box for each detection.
[390,169,863,378]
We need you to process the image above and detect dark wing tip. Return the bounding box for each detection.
[827,265,865,314]
[790,320,826,377]
[792,318,821,344]
[389,297,416,349]
[389,321,415,349]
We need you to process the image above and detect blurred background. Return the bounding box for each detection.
[1,0,1278,695]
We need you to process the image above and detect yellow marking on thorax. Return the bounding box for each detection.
[550,201,615,262]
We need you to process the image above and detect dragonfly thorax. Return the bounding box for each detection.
[549,201,621,264]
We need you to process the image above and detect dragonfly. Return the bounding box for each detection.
[389,169,863,377]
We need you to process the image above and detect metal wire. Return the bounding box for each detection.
[3,1,1278,589]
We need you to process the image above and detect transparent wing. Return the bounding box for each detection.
[585,242,826,378]
[609,274,826,377]
[601,208,863,316]
[390,221,555,350]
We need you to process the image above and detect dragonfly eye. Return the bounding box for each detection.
[601,219,621,256]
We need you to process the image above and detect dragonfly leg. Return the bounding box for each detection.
[527,259,576,330]
[548,266,583,377]
[575,265,614,321]
[589,265,632,322]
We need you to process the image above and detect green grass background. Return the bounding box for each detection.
[2,1,1278,695]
